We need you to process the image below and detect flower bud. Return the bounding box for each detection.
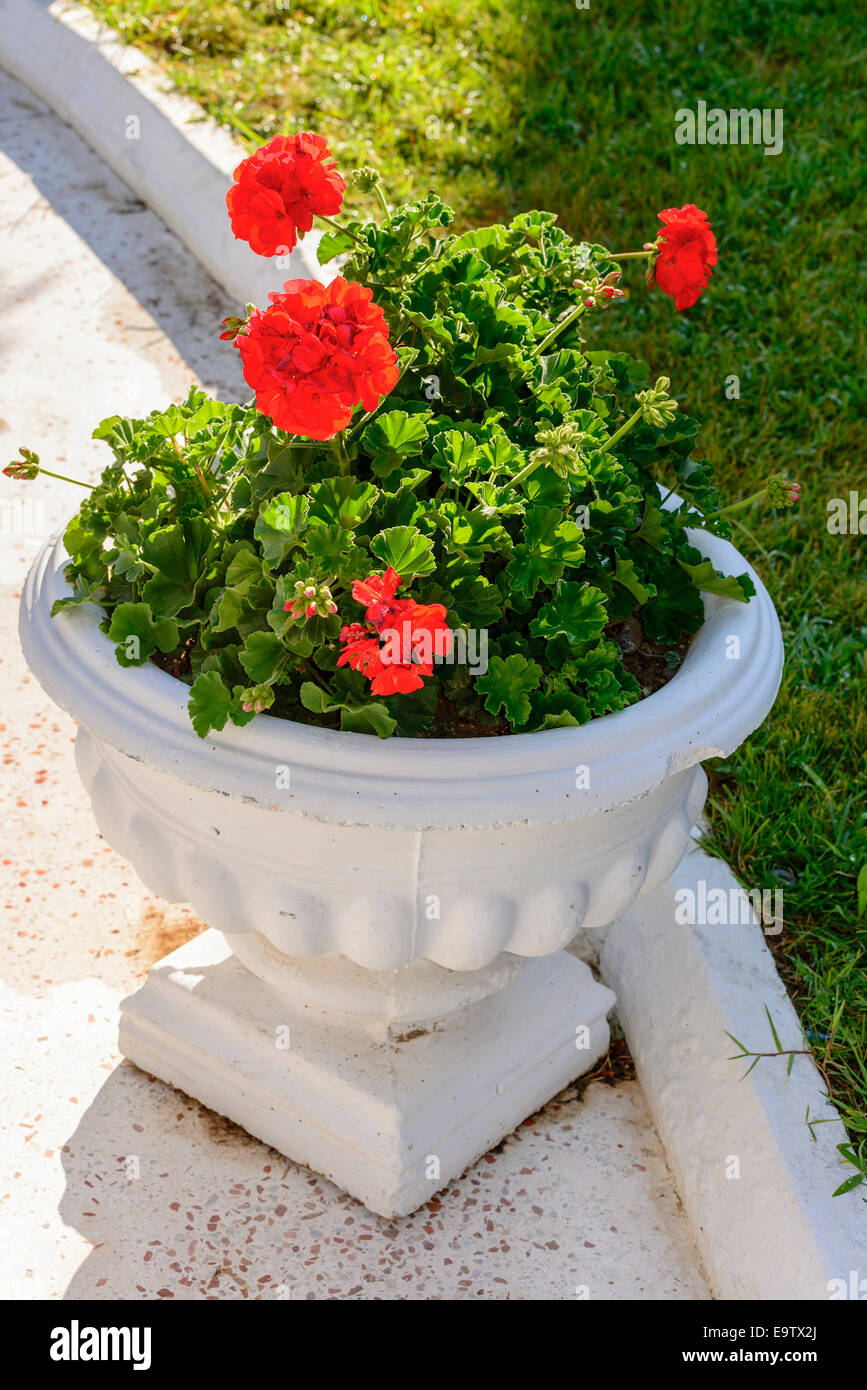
[3,447,40,480]
[285,577,338,622]
[636,377,678,428]
[240,683,275,715]
[347,165,381,192]
[765,475,801,507]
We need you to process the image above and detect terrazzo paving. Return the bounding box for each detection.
[0,65,709,1300]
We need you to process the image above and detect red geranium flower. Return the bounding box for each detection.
[226,133,345,257]
[337,571,452,697]
[234,276,399,439]
[351,567,406,626]
[652,204,717,311]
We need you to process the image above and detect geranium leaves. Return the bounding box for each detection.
[476,654,542,726]
[48,193,747,741]
[188,670,256,738]
[140,516,213,616]
[308,476,378,529]
[300,681,397,738]
[107,602,179,667]
[370,525,436,578]
[239,630,285,684]
[255,493,310,567]
[678,556,756,603]
[506,506,586,598]
[362,410,429,479]
[529,582,609,648]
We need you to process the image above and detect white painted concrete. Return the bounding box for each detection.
[0,0,324,309]
[119,930,614,1219]
[19,509,778,1213]
[602,843,867,1300]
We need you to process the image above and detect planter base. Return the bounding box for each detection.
[119,929,615,1217]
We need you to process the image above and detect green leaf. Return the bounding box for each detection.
[51,574,103,614]
[585,668,638,717]
[530,709,584,731]
[140,516,212,616]
[370,525,436,578]
[635,497,666,552]
[382,679,438,736]
[440,501,509,569]
[431,429,479,485]
[764,1005,784,1053]
[504,505,583,599]
[299,682,396,738]
[316,227,357,261]
[339,703,397,738]
[857,863,867,920]
[642,570,704,644]
[299,682,339,715]
[450,576,503,626]
[832,1173,865,1197]
[239,630,285,683]
[308,476,378,529]
[254,493,309,567]
[678,558,755,602]
[107,602,179,666]
[529,582,608,647]
[188,670,253,738]
[465,481,526,517]
[212,545,271,634]
[475,654,542,726]
[362,410,429,479]
[305,522,362,572]
[613,556,655,606]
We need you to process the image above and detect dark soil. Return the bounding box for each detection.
[608,615,691,699]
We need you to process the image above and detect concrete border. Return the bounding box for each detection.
[601,842,867,1300]
[0,0,323,307]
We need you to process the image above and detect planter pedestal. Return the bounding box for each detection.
[21,532,784,1221]
[120,930,615,1218]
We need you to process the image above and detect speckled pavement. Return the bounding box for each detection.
[0,68,709,1300]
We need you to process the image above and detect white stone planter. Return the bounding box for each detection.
[20,529,783,1216]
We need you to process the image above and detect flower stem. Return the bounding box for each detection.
[531,303,586,358]
[699,489,769,525]
[317,214,364,246]
[607,250,654,261]
[599,406,643,455]
[38,467,93,489]
[504,458,543,492]
[333,434,352,476]
[374,182,391,222]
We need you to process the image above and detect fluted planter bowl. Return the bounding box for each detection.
[19,528,783,1216]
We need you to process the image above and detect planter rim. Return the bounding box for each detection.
[20,530,783,828]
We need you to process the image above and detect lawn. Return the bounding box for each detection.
[88,0,867,1186]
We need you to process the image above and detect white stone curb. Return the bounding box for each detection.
[0,0,325,307]
[601,842,867,1300]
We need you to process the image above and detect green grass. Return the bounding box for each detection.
[89,0,867,1184]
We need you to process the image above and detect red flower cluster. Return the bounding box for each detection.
[337,568,452,696]
[652,204,717,310]
[234,276,399,439]
[226,133,345,257]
